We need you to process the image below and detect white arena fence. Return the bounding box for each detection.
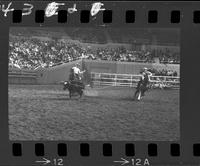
[91,72,180,89]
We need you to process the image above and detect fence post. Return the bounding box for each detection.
[164,76,167,83]
[114,74,117,86]
[130,75,133,87]
[99,73,101,86]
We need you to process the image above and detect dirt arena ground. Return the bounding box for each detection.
[9,84,180,141]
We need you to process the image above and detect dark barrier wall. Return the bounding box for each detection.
[8,68,37,84]
[9,76,37,84]
[36,59,180,84]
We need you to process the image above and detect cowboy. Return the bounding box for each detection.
[71,63,85,81]
[142,67,152,80]
[140,67,152,96]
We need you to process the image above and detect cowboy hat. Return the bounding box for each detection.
[143,67,148,70]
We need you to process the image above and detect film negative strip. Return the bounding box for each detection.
[0,1,200,166]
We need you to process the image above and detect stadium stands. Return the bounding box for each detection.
[9,37,180,69]
[9,28,180,70]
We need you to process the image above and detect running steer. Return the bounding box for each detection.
[63,81,85,98]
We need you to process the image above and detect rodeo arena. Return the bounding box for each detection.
[9,28,180,141]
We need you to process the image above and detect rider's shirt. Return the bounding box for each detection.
[139,71,152,87]
[72,66,81,74]
[136,70,152,94]
[142,71,152,81]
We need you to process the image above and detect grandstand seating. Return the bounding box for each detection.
[9,28,180,70]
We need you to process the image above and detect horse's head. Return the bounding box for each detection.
[63,81,70,90]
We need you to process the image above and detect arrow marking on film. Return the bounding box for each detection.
[35,158,51,165]
[113,158,130,165]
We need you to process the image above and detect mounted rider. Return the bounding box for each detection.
[71,63,85,82]
[141,67,152,85]
[68,63,86,90]
[135,67,152,98]
[140,67,152,95]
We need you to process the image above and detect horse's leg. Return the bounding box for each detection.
[141,89,145,96]
[134,89,139,100]
[138,91,141,100]
[144,86,148,95]
[141,86,147,97]
[79,90,83,98]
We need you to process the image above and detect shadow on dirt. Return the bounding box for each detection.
[85,95,134,101]
[44,96,83,101]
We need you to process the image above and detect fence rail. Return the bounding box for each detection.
[91,72,180,88]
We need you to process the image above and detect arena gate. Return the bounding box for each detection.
[91,72,180,89]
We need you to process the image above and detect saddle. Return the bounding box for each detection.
[69,78,84,89]
[69,71,85,89]
[137,77,149,90]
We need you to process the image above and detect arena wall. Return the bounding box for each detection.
[36,60,82,84]
[8,68,37,84]
[9,76,37,84]
[83,60,180,75]
[36,59,180,84]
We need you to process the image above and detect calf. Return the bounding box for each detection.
[63,81,84,98]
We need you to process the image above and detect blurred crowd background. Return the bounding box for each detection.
[9,28,180,77]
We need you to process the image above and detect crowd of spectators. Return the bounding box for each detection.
[9,37,86,69]
[9,36,180,70]
[148,68,178,77]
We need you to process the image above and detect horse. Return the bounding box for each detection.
[134,74,150,101]
[63,80,85,98]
